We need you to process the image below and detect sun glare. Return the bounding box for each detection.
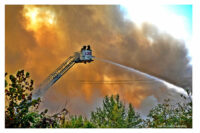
[23,6,56,32]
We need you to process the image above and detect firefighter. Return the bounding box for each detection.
[87,45,91,50]
[81,45,86,51]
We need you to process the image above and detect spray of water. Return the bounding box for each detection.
[32,80,55,99]
[33,56,189,102]
[96,57,188,97]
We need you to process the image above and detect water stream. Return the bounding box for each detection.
[96,57,188,97]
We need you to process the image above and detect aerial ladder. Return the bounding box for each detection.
[33,45,94,99]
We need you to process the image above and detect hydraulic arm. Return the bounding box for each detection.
[33,45,94,98]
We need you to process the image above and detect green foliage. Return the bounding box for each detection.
[5,70,58,128]
[5,70,192,128]
[127,103,142,127]
[90,94,142,128]
[144,98,192,128]
[62,116,96,128]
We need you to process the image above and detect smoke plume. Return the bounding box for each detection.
[5,5,192,116]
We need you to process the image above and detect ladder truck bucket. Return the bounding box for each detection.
[75,45,94,63]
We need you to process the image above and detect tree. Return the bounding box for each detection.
[126,103,142,128]
[62,115,96,128]
[144,97,192,128]
[90,94,142,128]
[5,70,58,128]
[5,70,192,128]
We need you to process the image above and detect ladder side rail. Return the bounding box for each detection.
[35,59,76,97]
[59,60,76,77]
[49,56,75,81]
[46,54,78,82]
[36,57,76,93]
[45,56,74,81]
[40,56,75,85]
[49,61,76,86]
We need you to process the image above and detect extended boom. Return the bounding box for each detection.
[33,45,94,98]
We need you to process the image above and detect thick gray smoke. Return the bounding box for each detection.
[5,5,192,116]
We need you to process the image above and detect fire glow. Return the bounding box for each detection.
[6,5,192,116]
[23,5,56,32]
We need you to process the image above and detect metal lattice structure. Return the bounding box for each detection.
[33,45,94,98]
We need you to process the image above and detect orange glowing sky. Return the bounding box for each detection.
[5,5,192,116]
